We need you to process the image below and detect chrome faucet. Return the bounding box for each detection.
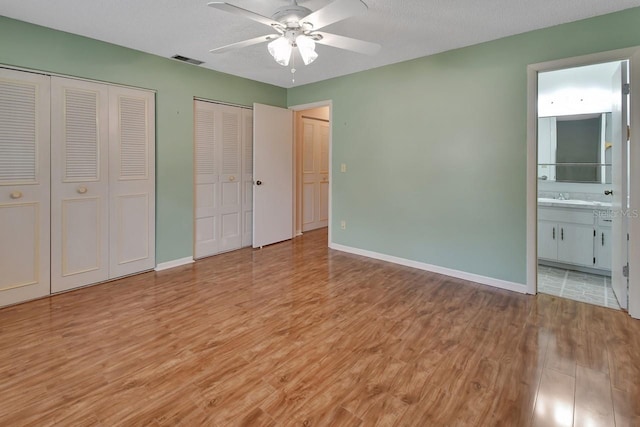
[557,193,568,200]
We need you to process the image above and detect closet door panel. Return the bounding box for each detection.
[0,71,51,305]
[194,103,220,258]
[242,109,253,247]
[108,86,155,278]
[0,69,50,307]
[219,109,241,252]
[51,77,109,293]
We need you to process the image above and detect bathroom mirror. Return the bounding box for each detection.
[538,112,612,184]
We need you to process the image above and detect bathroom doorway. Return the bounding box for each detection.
[532,58,631,310]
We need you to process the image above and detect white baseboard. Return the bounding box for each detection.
[155,257,194,272]
[329,243,528,294]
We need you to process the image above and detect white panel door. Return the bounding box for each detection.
[51,77,109,293]
[611,62,629,309]
[108,86,155,278]
[0,69,51,307]
[242,108,254,247]
[253,103,293,248]
[302,118,329,232]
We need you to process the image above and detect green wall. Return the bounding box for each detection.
[0,16,286,264]
[288,8,640,284]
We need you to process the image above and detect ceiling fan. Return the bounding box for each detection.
[207,0,380,79]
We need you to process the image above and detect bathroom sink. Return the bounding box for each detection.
[537,198,611,208]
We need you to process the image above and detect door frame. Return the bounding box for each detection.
[526,46,640,318]
[289,100,333,245]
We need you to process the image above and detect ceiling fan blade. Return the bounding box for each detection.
[210,34,279,54]
[208,2,282,29]
[302,0,368,30]
[313,32,380,55]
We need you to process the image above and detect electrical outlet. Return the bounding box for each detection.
[340,220,346,230]
[340,163,347,173]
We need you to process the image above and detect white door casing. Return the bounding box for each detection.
[51,77,110,293]
[302,118,329,232]
[108,85,156,278]
[611,62,629,309]
[0,69,51,307]
[253,103,293,248]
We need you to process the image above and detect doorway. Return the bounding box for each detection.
[290,101,333,242]
[526,47,640,318]
[536,61,628,310]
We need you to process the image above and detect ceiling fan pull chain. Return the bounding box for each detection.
[291,53,296,83]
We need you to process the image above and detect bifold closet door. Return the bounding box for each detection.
[194,101,244,258]
[108,86,155,278]
[51,78,155,293]
[0,69,51,307]
[51,77,110,293]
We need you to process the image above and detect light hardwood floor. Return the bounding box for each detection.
[1,229,639,426]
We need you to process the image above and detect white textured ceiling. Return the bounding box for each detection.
[2,0,640,88]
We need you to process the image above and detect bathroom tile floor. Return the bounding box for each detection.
[538,264,621,310]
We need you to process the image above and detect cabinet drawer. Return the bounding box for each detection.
[538,207,595,225]
[596,212,614,227]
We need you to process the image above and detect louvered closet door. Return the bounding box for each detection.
[0,69,51,307]
[51,77,109,293]
[108,86,155,278]
[219,107,242,252]
[241,109,253,247]
[194,101,220,258]
[194,101,244,258]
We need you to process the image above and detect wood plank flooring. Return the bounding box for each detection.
[1,229,639,426]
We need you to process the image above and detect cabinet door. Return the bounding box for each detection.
[108,86,155,278]
[557,223,595,267]
[0,69,51,307]
[597,227,612,270]
[537,221,558,260]
[51,77,110,293]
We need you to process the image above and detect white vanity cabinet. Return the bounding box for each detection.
[538,205,608,270]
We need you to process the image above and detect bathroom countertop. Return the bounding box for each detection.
[537,198,612,210]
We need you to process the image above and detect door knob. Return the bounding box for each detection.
[77,186,88,194]
[256,180,262,186]
[229,176,236,182]
[10,191,23,199]
[604,190,613,195]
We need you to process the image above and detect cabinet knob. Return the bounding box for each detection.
[77,186,88,194]
[604,190,613,195]
[10,191,23,199]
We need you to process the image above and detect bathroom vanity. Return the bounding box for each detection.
[537,199,612,274]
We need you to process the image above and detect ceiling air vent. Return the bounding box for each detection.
[171,55,204,65]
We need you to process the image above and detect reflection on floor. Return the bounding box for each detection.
[538,264,620,310]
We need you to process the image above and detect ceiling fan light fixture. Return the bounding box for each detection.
[296,36,318,65]
[268,37,292,66]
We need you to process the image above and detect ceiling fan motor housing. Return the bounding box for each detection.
[271,4,312,28]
